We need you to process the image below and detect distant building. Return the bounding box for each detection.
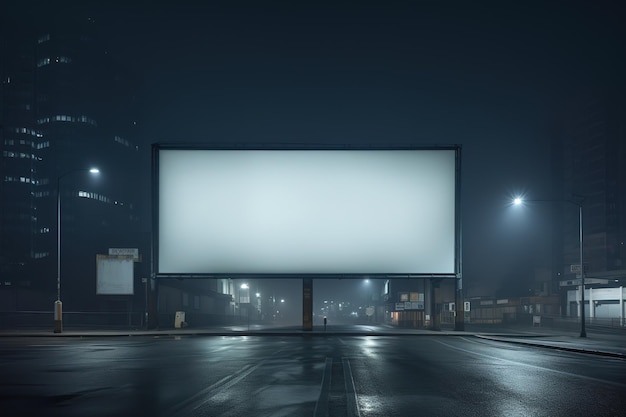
[0,15,146,312]
[551,90,626,319]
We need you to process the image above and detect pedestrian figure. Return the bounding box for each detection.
[323,316,327,331]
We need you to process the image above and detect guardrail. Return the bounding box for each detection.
[0,311,244,330]
[509,314,625,330]
[0,311,144,330]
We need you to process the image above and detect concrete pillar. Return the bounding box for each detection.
[302,278,313,331]
[147,277,159,329]
[589,287,594,319]
[619,287,625,326]
[429,278,441,330]
[454,277,464,331]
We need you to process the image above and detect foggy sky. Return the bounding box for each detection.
[3,1,625,296]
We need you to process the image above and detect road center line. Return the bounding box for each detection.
[167,362,262,416]
[342,358,361,417]
[314,357,333,417]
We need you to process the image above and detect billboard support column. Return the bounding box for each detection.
[429,278,441,331]
[147,276,159,329]
[454,278,464,331]
[303,278,313,331]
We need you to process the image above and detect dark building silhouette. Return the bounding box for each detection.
[551,90,626,315]
[1,14,145,314]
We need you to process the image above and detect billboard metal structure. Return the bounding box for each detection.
[151,144,463,330]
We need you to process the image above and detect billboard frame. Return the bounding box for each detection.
[151,143,462,280]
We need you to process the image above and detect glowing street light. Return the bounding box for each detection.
[55,167,100,333]
[239,282,250,304]
[512,196,586,337]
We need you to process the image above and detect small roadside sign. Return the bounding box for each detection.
[109,248,140,261]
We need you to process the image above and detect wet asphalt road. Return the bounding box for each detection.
[1,332,625,417]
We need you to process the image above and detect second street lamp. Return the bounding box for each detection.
[513,196,586,338]
[55,167,100,333]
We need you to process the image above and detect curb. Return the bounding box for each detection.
[475,334,626,360]
[0,331,476,338]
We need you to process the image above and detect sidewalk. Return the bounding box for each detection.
[475,333,626,359]
[1,324,624,359]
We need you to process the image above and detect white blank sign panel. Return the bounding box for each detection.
[96,255,134,295]
[157,149,456,275]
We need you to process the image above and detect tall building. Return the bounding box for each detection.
[551,90,626,314]
[1,14,145,311]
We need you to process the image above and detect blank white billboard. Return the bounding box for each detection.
[156,148,457,276]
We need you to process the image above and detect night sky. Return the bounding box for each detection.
[4,1,626,296]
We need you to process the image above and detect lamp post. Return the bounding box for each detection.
[240,283,250,326]
[513,197,586,338]
[55,168,100,333]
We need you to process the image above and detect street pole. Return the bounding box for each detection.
[579,203,586,337]
[54,168,99,333]
[54,175,62,333]
[512,196,586,338]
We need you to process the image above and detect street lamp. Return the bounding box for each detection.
[513,196,586,337]
[240,283,250,302]
[55,167,100,333]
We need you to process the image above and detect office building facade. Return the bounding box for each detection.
[1,15,145,312]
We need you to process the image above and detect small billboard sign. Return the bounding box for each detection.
[96,255,134,295]
[109,248,140,261]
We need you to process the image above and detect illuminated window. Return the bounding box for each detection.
[37,115,97,126]
[3,151,37,160]
[13,127,42,138]
[37,57,51,67]
[78,190,111,204]
[114,135,131,147]
[38,34,50,43]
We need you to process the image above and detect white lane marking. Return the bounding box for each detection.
[343,358,361,417]
[192,362,263,410]
[167,361,262,416]
[314,357,333,417]
[433,339,626,389]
